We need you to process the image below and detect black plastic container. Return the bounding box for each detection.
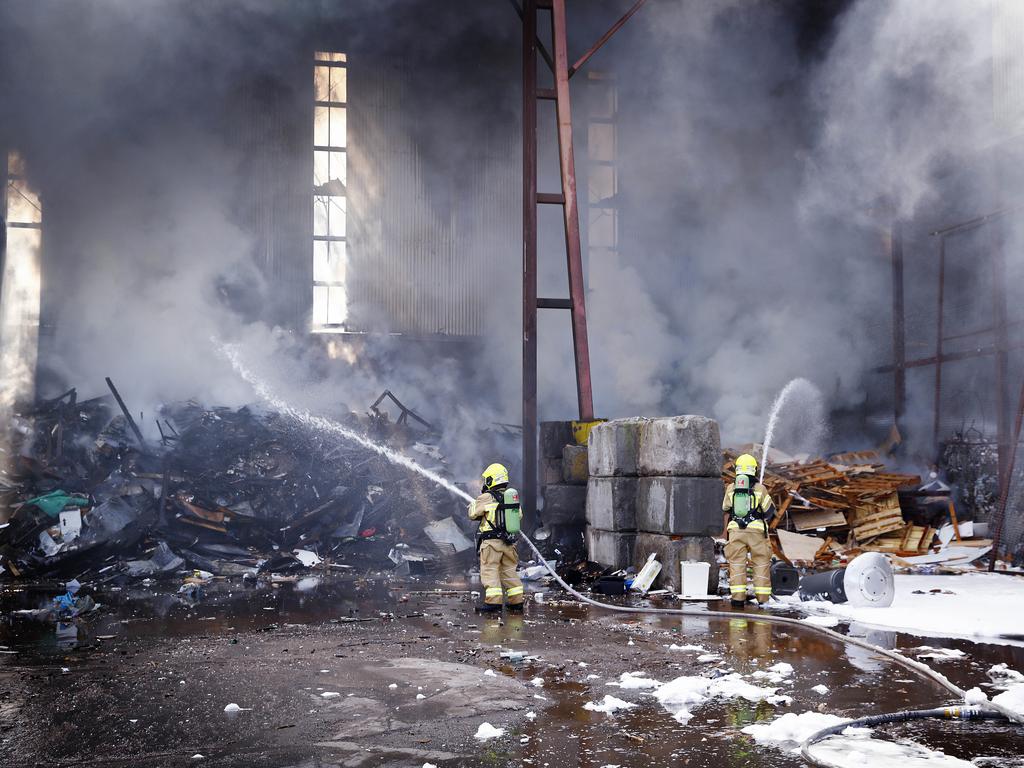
[770,562,800,596]
[798,568,848,603]
[595,576,627,595]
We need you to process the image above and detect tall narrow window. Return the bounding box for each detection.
[0,151,43,409]
[312,51,348,332]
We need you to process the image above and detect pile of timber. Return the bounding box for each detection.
[722,449,988,565]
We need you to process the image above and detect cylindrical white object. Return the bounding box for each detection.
[843,552,895,608]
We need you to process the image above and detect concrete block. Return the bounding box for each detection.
[586,526,636,569]
[588,417,647,477]
[634,533,718,592]
[562,445,589,485]
[540,421,574,459]
[637,476,723,536]
[542,484,587,526]
[638,416,721,477]
[585,477,638,531]
[540,457,562,486]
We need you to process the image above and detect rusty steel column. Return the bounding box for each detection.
[522,0,539,530]
[890,221,906,428]
[993,220,1011,491]
[933,235,946,448]
[551,0,595,422]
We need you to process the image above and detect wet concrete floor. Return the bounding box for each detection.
[0,575,1022,767]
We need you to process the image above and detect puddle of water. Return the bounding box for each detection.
[2,576,1022,767]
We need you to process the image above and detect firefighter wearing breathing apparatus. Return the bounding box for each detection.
[468,462,525,614]
[721,453,776,607]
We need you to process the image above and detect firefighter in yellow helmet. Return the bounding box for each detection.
[721,453,776,607]
[468,462,525,614]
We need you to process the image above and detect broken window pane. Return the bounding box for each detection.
[312,52,347,332]
[314,65,347,104]
[314,106,346,148]
[314,150,347,194]
[588,207,617,248]
[327,285,347,325]
[312,284,329,326]
[6,179,42,224]
[314,196,347,238]
[588,122,615,163]
[588,165,616,206]
[313,240,346,284]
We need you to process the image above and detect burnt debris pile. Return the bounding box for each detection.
[0,384,474,583]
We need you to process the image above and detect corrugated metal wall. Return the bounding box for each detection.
[994,0,1024,137]
[345,61,518,337]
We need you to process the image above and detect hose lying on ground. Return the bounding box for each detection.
[517,532,1024,764]
[799,706,1013,768]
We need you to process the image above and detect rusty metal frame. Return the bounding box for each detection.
[518,0,644,526]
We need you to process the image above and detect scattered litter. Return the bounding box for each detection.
[530,677,544,687]
[388,683,398,689]
[320,692,340,698]
[484,669,497,677]
[525,711,536,720]
[812,684,829,695]
[223,703,245,712]
[696,654,721,663]
[668,644,706,652]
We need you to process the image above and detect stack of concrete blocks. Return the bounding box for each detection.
[539,421,588,551]
[586,416,723,593]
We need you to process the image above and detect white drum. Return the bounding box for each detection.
[843,552,895,608]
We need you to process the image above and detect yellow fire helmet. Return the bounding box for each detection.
[482,462,510,489]
[735,453,758,476]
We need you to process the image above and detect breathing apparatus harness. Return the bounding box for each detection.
[476,485,522,548]
[730,473,768,536]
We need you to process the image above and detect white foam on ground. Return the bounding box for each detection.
[915,646,966,661]
[608,672,661,690]
[744,712,973,766]
[993,683,1024,718]
[988,663,1024,689]
[474,722,505,740]
[668,644,706,652]
[782,573,1024,643]
[653,674,777,723]
[802,615,841,628]
[752,662,794,684]
[812,684,829,695]
[583,695,637,714]
[742,711,851,749]
[810,734,975,767]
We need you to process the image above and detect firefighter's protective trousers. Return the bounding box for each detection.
[725,527,772,602]
[478,538,524,606]
[469,489,524,606]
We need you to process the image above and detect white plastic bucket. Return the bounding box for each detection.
[679,561,711,598]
